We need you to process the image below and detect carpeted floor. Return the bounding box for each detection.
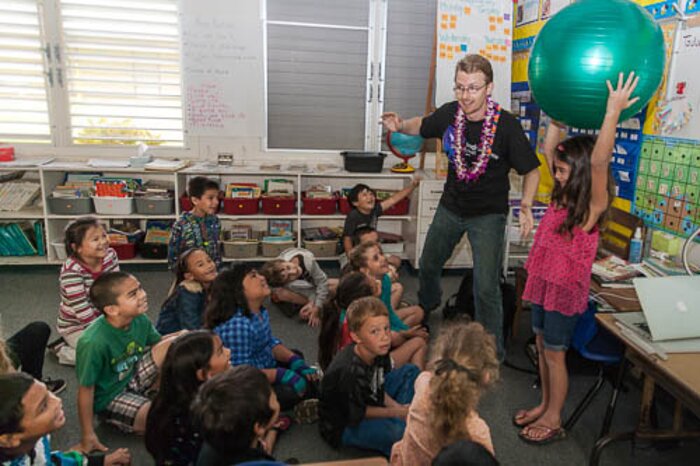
[1,263,699,465]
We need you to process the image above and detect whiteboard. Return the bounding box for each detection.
[435,0,512,110]
[180,0,264,137]
[660,22,700,140]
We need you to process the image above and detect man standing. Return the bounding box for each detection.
[382,54,540,360]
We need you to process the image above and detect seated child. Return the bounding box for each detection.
[340,180,420,268]
[56,216,120,365]
[75,271,180,453]
[319,296,419,457]
[348,242,427,356]
[391,321,499,465]
[353,225,402,273]
[204,264,318,411]
[261,247,338,327]
[168,176,222,270]
[156,248,217,334]
[3,321,65,394]
[0,372,129,465]
[145,330,232,465]
[318,272,426,372]
[192,366,283,465]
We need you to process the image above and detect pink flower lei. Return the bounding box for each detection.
[451,96,501,183]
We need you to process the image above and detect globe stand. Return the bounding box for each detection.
[386,131,423,174]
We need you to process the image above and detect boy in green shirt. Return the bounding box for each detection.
[75,271,181,454]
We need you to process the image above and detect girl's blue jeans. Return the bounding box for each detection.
[418,204,507,360]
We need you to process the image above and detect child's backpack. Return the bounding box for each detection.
[442,269,517,340]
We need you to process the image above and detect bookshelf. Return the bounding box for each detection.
[0,161,418,266]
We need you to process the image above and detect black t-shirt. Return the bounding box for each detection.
[318,344,392,447]
[420,101,539,218]
[342,203,383,239]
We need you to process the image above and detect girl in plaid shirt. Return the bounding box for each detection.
[204,264,318,411]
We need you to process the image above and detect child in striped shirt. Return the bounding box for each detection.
[55,216,119,365]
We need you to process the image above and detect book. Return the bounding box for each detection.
[591,255,641,281]
[34,221,45,256]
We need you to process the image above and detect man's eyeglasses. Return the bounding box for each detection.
[453,83,488,95]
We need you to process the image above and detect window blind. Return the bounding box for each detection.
[0,0,52,144]
[59,0,183,146]
[266,0,370,151]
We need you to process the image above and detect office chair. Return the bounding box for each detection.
[564,301,625,431]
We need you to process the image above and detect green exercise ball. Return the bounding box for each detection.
[528,0,665,129]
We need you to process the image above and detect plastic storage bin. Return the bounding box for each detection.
[341,151,387,173]
[222,240,259,258]
[93,196,135,215]
[180,194,193,212]
[51,241,67,260]
[384,197,410,215]
[48,196,94,215]
[138,242,168,259]
[223,197,260,215]
[261,196,296,215]
[302,194,337,215]
[338,196,352,214]
[261,240,295,257]
[110,242,137,260]
[135,197,174,215]
[303,240,338,257]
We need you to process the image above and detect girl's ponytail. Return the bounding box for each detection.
[428,322,499,444]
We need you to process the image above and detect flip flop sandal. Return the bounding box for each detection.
[512,409,541,428]
[272,414,293,433]
[518,425,566,445]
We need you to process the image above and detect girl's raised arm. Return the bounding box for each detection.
[589,72,639,214]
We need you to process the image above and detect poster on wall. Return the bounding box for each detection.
[658,23,700,140]
[516,0,540,26]
[540,0,571,19]
[180,0,264,137]
[435,0,512,110]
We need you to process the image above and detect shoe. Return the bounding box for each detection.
[43,378,67,395]
[293,398,319,424]
[518,424,566,445]
[47,337,66,356]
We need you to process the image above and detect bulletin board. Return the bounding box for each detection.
[435,0,513,110]
[632,137,700,237]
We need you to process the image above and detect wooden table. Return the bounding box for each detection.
[590,314,700,465]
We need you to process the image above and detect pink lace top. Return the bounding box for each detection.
[522,204,599,316]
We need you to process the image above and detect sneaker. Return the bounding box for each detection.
[293,398,319,424]
[43,378,67,395]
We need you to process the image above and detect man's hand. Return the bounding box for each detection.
[519,205,534,239]
[381,112,403,132]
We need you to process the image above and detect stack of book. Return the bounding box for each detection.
[0,181,41,211]
[302,227,340,241]
[225,183,261,198]
[305,184,334,199]
[0,222,44,256]
[52,173,100,199]
[263,179,294,196]
[591,255,641,288]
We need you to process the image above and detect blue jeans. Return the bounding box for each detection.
[419,205,507,360]
[341,364,419,457]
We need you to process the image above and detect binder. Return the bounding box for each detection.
[0,225,19,255]
[34,221,45,256]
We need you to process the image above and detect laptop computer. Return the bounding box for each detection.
[630,276,700,341]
